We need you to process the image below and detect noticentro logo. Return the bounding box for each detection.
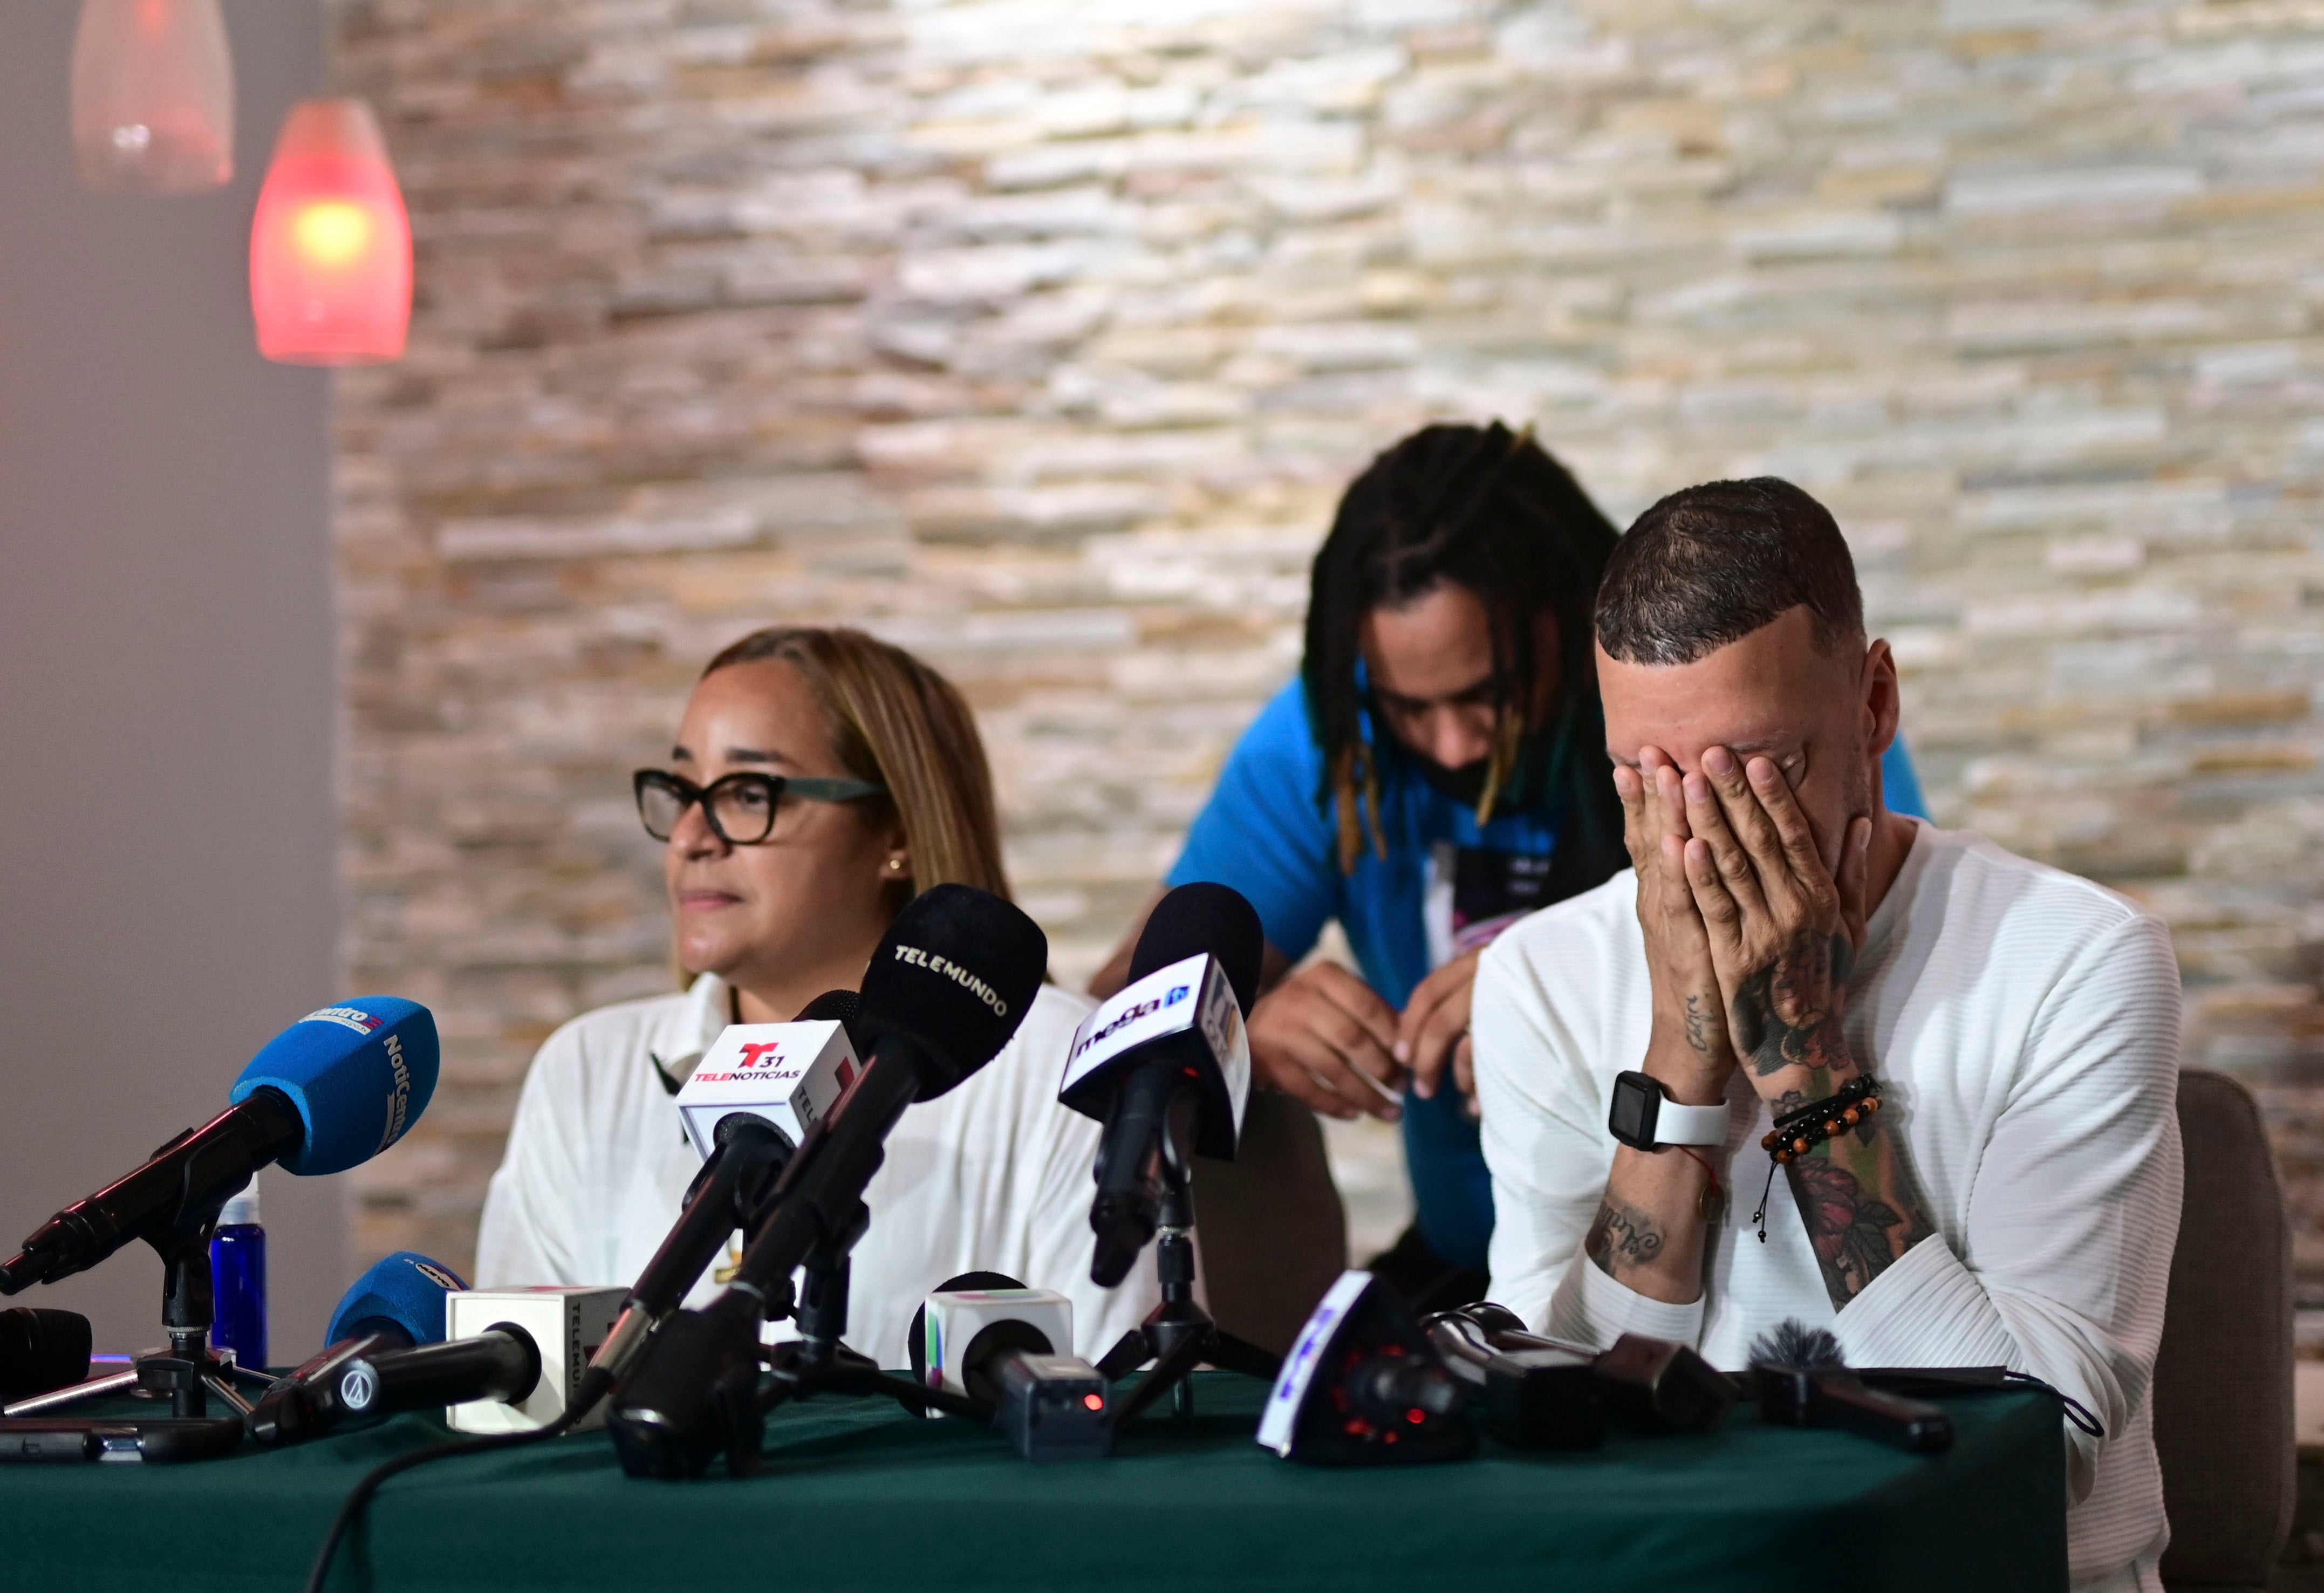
[377,1033,413,1153]
[304,1004,385,1036]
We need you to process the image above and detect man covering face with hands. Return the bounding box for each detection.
[1471,479,2182,1592]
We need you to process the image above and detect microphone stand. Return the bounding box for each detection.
[0,1196,271,1462]
[1095,1177,1281,1427]
[692,1250,983,1478]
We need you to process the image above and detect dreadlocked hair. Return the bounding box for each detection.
[1303,421,1623,874]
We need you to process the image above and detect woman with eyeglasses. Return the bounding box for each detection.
[474,626,1157,1368]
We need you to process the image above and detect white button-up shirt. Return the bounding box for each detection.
[476,975,1161,1372]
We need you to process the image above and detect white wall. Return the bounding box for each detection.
[0,2,344,1359]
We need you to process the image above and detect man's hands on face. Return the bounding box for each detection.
[1247,961,1407,1122]
[1603,741,1925,1313]
[1614,749,1739,1107]
[1675,747,1870,1099]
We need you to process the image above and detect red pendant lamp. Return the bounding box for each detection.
[70,0,236,193]
[249,99,411,365]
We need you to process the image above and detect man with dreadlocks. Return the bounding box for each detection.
[1093,421,1932,1303]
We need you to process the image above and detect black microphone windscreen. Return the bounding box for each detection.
[0,1308,92,1401]
[859,884,1048,1100]
[794,988,864,1050]
[1127,882,1264,1016]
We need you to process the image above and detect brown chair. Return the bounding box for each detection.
[2157,1070,2295,1590]
[1192,1091,1348,1357]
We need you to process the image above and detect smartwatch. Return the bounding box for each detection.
[1607,1071,1727,1151]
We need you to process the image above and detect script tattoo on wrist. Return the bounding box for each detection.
[1730,929,1856,1077]
[1584,1199,1665,1277]
[1683,994,1713,1055]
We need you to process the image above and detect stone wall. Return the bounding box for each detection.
[333,0,2324,1299]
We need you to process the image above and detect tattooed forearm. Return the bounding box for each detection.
[1584,1199,1666,1277]
[1730,928,1856,1077]
[1781,1113,1935,1308]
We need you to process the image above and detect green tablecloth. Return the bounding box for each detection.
[0,1375,2066,1593]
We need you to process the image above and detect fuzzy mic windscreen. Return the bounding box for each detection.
[1748,1318,1846,1370]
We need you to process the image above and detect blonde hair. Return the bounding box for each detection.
[699,625,1011,904]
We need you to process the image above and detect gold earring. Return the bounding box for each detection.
[886,857,906,873]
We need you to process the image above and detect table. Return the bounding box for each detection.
[0,1375,2066,1593]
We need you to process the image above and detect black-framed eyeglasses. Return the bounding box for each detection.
[632,769,886,846]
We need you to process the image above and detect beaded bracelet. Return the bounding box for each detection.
[1759,1075,1883,1165]
[1751,1075,1886,1243]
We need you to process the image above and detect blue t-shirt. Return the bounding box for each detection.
[1166,678,1930,1269]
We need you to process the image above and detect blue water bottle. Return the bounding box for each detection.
[210,1182,268,1371]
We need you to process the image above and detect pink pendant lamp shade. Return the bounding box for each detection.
[249,99,412,365]
[70,0,236,193]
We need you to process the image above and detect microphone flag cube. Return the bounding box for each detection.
[919,1287,1075,1403]
[445,1287,625,1435]
[1057,952,1249,1159]
[674,1020,859,1161]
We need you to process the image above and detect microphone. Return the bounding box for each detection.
[254,1279,625,1445]
[1260,1270,1473,1465]
[587,990,863,1393]
[250,1253,470,1445]
[1422,1305,1602,1450]
[1747,1319,1953,1453]
[608,884,1048,1479]
[1059,882,1262,1287]
[0,1310,92,1403]
[1428,1301,1735,1435]
[253,1327,539,1448]
[908,1276,1076,1407]
[0,999,439,1294]
[907,1274,1110,1461]
[325,1252,468,1353]
[671,995,864,1165]
[253,1331,533,1447]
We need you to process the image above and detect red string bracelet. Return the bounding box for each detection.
[1674,1144,1724,1224]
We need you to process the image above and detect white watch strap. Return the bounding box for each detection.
[1655,1098,1728,1147]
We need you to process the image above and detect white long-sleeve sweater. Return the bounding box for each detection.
[1472,821,2182,1593]
[474,976,1160,1372]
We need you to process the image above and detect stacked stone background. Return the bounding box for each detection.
[332,0,2324,1302]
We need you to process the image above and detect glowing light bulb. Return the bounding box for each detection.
[249,100,411,365]
[293,202,372,269]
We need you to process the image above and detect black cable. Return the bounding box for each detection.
[2001,1370,2105,1437]
[303,1368,612,1593]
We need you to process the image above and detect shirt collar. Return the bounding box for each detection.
[645,973,733,1095]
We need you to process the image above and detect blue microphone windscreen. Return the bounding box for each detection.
[325,1252,467,1349]
[227,997,440,1175]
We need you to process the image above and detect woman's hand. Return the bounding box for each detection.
[1248,963,1408,1122]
